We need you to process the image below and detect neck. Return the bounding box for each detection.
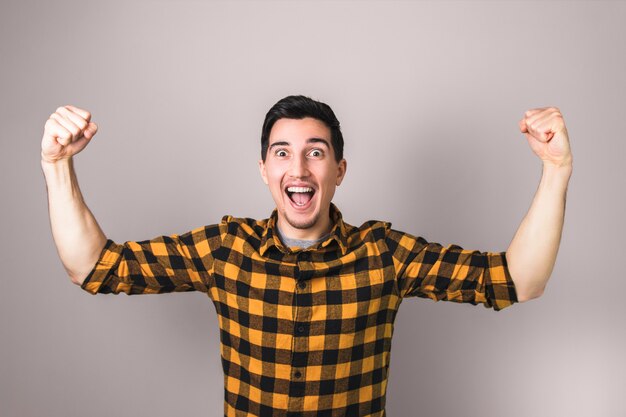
[276,213,333,241]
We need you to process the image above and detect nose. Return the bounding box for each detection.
[288,153,310,178]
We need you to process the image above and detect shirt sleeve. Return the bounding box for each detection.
[386,229,518,311]
[80,224,222,295]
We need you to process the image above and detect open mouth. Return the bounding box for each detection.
[286,186,315,208]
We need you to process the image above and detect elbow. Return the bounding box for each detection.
[516,286,545,303]
[68,271,87,287]
[507,264,548,303]
[69,275,82,286]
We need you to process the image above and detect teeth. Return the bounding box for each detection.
[287,186,313,193]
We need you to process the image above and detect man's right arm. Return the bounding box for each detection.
[41,105,106,286]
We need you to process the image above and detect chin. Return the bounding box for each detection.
[281,205,320,230]
[285,213,320,230]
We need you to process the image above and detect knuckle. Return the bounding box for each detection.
[75,118,87,130]
[56,106,66,114]
[45,118,59,130]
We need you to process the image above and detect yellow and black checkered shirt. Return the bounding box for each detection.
[81,204,517,417]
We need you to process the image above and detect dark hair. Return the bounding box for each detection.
[261,95,344,162]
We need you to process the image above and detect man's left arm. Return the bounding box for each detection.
[506,107,573,302]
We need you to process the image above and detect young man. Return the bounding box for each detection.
[41,95,573,416]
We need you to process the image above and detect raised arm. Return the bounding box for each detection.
[506,107,573,302]
[41,105,107,286]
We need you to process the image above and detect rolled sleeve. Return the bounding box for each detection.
[80,239,124,294]
[388,230,518,311]
[80,224,221,295]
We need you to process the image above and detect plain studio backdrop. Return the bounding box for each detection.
[1,1,624,416]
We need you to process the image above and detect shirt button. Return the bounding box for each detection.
[298,281,306,290]
[294,370,302,378]
[297,326,305,333]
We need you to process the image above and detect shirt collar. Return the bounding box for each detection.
[259,203,349,256]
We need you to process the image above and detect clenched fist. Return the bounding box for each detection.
[519,107,573,169]
[41,105,98,164]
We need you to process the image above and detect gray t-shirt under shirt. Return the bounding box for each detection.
[276,226,330,249]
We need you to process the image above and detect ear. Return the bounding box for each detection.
[259,159,268,185]
[336,159,347,186]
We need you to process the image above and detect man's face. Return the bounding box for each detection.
[259,117,347,239]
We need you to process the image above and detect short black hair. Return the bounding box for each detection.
[261,95,344,162]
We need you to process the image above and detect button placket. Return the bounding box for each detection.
[288,251,313,409]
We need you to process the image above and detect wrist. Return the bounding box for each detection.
[41,155,77,191]
[543,158,573,175]
[541,161,572,189]
[41,155,72,170]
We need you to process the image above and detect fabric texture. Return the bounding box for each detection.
[81,203,518,417]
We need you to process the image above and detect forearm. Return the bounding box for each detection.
[506,162,572,302]
[41,157,107,285]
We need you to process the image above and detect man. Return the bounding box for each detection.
[41,95,573,416]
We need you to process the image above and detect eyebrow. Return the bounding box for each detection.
[269,137,331,150]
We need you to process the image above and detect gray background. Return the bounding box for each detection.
[1,1,624,416]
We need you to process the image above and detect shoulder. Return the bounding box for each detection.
[348,221,430,253]
[218,214,268,238]
[343,218,393,247]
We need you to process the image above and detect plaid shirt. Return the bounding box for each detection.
[81,203,517,416]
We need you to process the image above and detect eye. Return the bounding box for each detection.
[308,149,323,157]
[275,149,288,157]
